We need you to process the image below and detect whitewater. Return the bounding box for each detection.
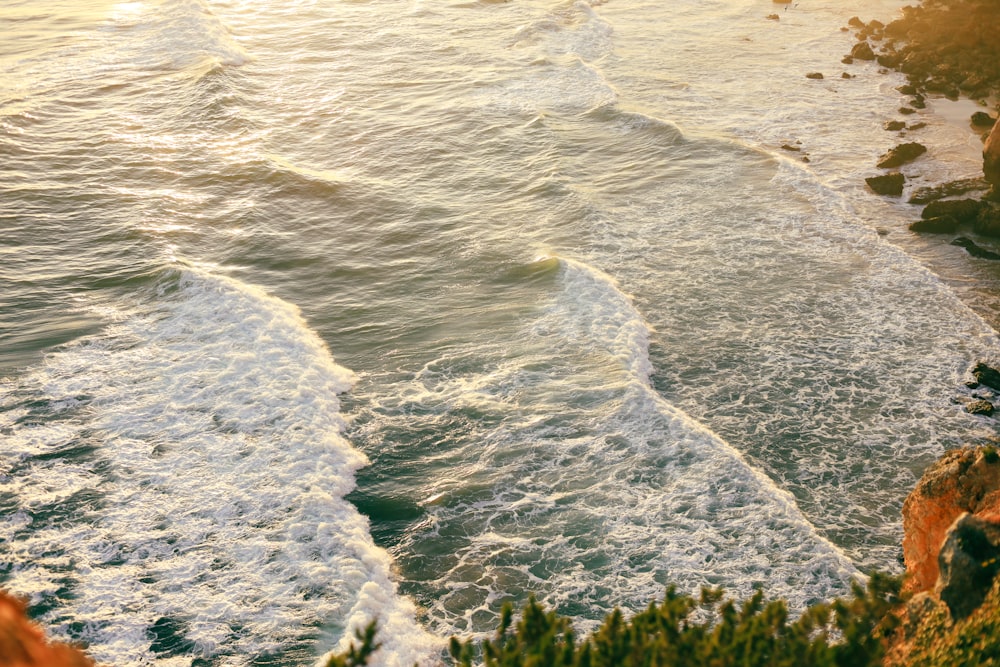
[2,0,999,664]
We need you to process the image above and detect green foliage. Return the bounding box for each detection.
[901,579,1000,667]
[327,574,905,667]
[325,619,382,667]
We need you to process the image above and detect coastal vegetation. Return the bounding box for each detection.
[329,575,903,667]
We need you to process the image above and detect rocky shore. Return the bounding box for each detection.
[848,0,1000,259]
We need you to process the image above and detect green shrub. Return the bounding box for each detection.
[328,574,904,666]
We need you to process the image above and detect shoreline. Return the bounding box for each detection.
[845,0,1000,334]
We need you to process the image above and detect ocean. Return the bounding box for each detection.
[2,0,999,665]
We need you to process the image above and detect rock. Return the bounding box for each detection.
[878,142,927,168]
[951,237,1000,260]
[975,203,1000,237]
[897,83,918,95]
[972,111,996,128]
[842,55,854,65]
[841,72,853,79]
[884,120,906,131]
[899,107,917,115]
[973,362,1000,391]
[964,398,997,415]
[805,72,824,79]
[901,446,1000,595]
[937,513,1000,618]
[866,172,905,196]
[908,177,990,204]
[780,144,800,152]
[878,53,901,68]
[910,215,958,233]
[0,590,96,666]
[766,13,780,20]
[848,16,865,28]
[921,198,983,224]
[908,122,927,130]
[985,121,1000,186]
[910,95,926,109]
[851,41,876,60]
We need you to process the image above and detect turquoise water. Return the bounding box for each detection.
[2,0,999,664]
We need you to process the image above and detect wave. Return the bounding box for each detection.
[378,255,860,637]
[0,266,439,666]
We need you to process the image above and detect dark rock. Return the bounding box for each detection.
[878,142,927,168]
[908,122,927,130]
[910,96,926,109]
[974,362,1000,391]
[781,144,801,152]
[951,237,1000,261]
[897,83,918,95]
[848,16,865,28]
[900,106,916,115]
[972,112,996,128]
[884,120,906,131]
[805,72,824,79]
[921,198,983,223]
[937,513,1000,619]
[841,72,854,79]
[878,53,901,68]
[975,203,1000,237]
[985,121,1000,186]
[866,172,905,196]
[851,41,876,60]
[908,177,990,204]
[910,215,958,234]
[842,55,854,65]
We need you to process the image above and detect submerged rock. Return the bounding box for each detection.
[884,120,906,131]
[866,172,905,196]
[964,398,997,415]
[908,177,990,204]
[951,237,1000,260]
[877,142,927,168]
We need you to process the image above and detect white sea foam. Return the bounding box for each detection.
[384,256,860,637]
[0,267,439,666]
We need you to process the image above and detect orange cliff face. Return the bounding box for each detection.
[0,591,96,667]
[901,447,1000,594]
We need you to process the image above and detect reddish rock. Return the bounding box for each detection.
[0,591,96,666]
[902,447,1000,594]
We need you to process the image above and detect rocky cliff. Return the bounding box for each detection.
[889,445,1000,665]
[0,591,95,667]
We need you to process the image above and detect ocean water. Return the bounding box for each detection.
[2,0,999,665]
